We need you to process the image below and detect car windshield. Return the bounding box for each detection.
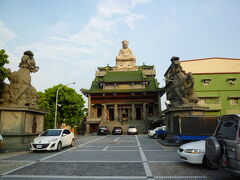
[215,117,239,140]
[99,127,107,130]
[40,130,62,136]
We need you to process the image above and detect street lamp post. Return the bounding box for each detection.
[54,82,76,129]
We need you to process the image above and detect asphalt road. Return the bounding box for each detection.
[0,135,238,180]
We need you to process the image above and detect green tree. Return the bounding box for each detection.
[0,49,9,92]
[38,84,85,129]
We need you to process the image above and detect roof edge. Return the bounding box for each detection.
[181,57,240,62]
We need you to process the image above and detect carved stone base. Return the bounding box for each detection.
[163,105,211,143]
[0,106,45,152]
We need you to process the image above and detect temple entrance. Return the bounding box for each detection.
[122,108,129,121]
[97,107,102,118]
[136,107,142,120]
[109,108,114,121]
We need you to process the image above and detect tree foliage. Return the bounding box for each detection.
[37,84,86,129]
[0,49,9,92]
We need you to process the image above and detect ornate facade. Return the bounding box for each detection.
[81,41,164,133]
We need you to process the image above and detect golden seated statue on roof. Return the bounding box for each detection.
[116,40,136,68]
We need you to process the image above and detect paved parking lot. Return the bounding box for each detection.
[0,135,237,180]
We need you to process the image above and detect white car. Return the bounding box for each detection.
[177,140,216,169]
[127,126,138,135]
[30,129,75,152]
[148,126,166,139]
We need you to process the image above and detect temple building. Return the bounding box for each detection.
[81,40,164,133]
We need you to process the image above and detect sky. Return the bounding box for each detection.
[0,0,240,107]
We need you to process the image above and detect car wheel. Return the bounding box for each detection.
[153,134,158,139]
[70,139,74,147]
[205,136,222,162]
[57,142,62,152]
[203,155,218,170]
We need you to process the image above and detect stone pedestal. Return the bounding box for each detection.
[0,106,45,152]
[163,105,209,142]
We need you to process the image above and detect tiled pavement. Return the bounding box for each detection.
[0,135,237,180]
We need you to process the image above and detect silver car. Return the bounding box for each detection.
[206,114,240,177]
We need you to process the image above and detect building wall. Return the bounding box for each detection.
[193,73,240,116]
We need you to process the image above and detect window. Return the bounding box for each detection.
[229,98,239,105]
[197,97,219,105]
[202,79,211,86]
[63,129,70,135]
[215,118,238,140]
[227,78,236,85]
[198,98,206,105]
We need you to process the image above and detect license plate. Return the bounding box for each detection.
[36,145,42,148]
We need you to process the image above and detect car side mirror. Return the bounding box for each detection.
[62,133,67,137]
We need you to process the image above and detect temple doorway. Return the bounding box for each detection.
[136,107,142,120]
[109,108,114,121]
[122,108,129,121]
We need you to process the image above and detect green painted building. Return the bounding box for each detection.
[180,57,240,116]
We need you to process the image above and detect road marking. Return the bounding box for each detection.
[41,160,142,162]
[135,135,154,178]
[148,160,183,163]
[39,148,74,161]
[154,176,208,179]
[39,136,106,161]
[2,161,36,176]
[79,145,139,147]
[71,150,139,152]
[102,146,109,151]
[78,136,107,147]
[2,175,147,179]
[114,137,120,142]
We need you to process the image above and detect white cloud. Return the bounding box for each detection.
[6,0,151,92]
[0,20,17,46]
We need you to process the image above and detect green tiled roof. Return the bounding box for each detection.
[81,68,164,95]
[98,71,148,83]
[81,77,163,94]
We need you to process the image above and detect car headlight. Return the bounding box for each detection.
[48,138,58,143]
[184,149,202,154]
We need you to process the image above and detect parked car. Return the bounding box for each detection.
[127,126,138,135]
[97,126,109,135]
[148,126,167,139]
[30,129,75,152]
[112,127,123,135]
[0,135,3,147]
[206,114,240,176]
[178,140,216,169]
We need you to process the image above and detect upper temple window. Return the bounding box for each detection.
[227,78,236,85]
[202,79,211,86]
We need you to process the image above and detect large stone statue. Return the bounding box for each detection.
[165,56,198,107]
[0,50,39,107]
[116,40,136,67]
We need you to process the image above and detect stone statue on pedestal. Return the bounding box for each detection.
[0,50,39,108]
[165,56,198,107]
[116,40,136,68]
